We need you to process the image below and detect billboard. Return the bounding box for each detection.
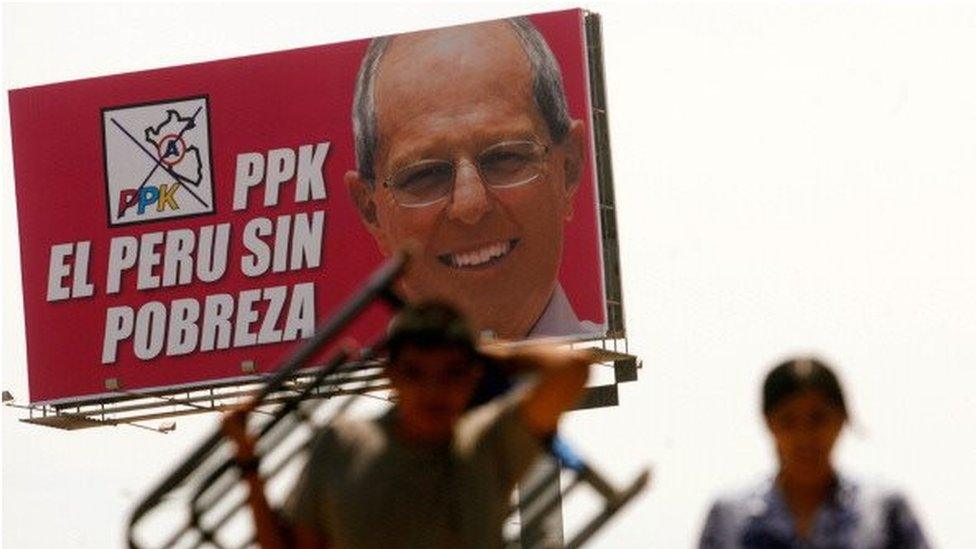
[9,8,617,404]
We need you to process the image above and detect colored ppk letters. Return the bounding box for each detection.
[102,96,215,226]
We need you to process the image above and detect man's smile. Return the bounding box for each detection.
[437,238,520,270]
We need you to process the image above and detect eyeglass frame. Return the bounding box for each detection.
[380,139,552,209]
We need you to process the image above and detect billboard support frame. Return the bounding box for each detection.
[3,337,639,431]
[586,11,626,339]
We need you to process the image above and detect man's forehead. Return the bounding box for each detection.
[381,20,526,74]
[374,20,532,108]
[371,20,538,166]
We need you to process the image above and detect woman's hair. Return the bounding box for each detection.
[762,357,848,418]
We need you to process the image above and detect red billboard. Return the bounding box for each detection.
[9,8,612,404]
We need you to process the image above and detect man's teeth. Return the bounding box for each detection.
[449,241,512,268]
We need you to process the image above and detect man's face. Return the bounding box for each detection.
[346,22,584,339]
[387,344,482,442]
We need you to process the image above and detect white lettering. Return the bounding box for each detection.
[234,289,262,347]
[291,211,324,270]
[162,230,195,287]
[283,282,315,340]
[273,215,291,273]
[257,286,287,344]
[101,306,134,363]
[166,298,199,356]
[136,232,164,290]
[201,294,234,351]
[103,284,315,361]
[295,142,329,202]
[133,301,167,360]
[71,242,95,298]
[264,148,297,207]
[197,224,230,283]
[46,243,74,301]
[241,217,273,277]
[106,237,139,294]
[233,152,265,210]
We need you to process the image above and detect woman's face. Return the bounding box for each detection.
[766,389,845,482]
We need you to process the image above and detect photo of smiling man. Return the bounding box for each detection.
[344,15,607,340]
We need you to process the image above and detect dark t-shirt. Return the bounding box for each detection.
[286,392,542,548]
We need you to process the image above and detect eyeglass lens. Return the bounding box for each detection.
[388,141,545,207]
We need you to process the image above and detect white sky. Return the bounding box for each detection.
[3,1,976,547]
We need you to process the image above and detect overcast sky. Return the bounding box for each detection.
[4,1,976,547]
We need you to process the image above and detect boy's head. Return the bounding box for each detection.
[385,302,485,442]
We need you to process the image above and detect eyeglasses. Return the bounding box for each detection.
[383,140,550,208]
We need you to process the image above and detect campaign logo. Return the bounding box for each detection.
[102,96,215,226]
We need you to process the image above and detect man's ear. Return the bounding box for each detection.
[345,169,392,256]
[560,119,585,220]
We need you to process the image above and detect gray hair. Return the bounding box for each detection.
[351,17,572,184]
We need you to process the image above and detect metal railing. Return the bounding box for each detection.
[125,250,649,549]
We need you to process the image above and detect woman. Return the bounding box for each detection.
[699,358,929,548]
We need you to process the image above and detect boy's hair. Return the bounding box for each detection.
[386,301,478,363]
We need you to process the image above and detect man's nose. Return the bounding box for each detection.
[447,160,490,225]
